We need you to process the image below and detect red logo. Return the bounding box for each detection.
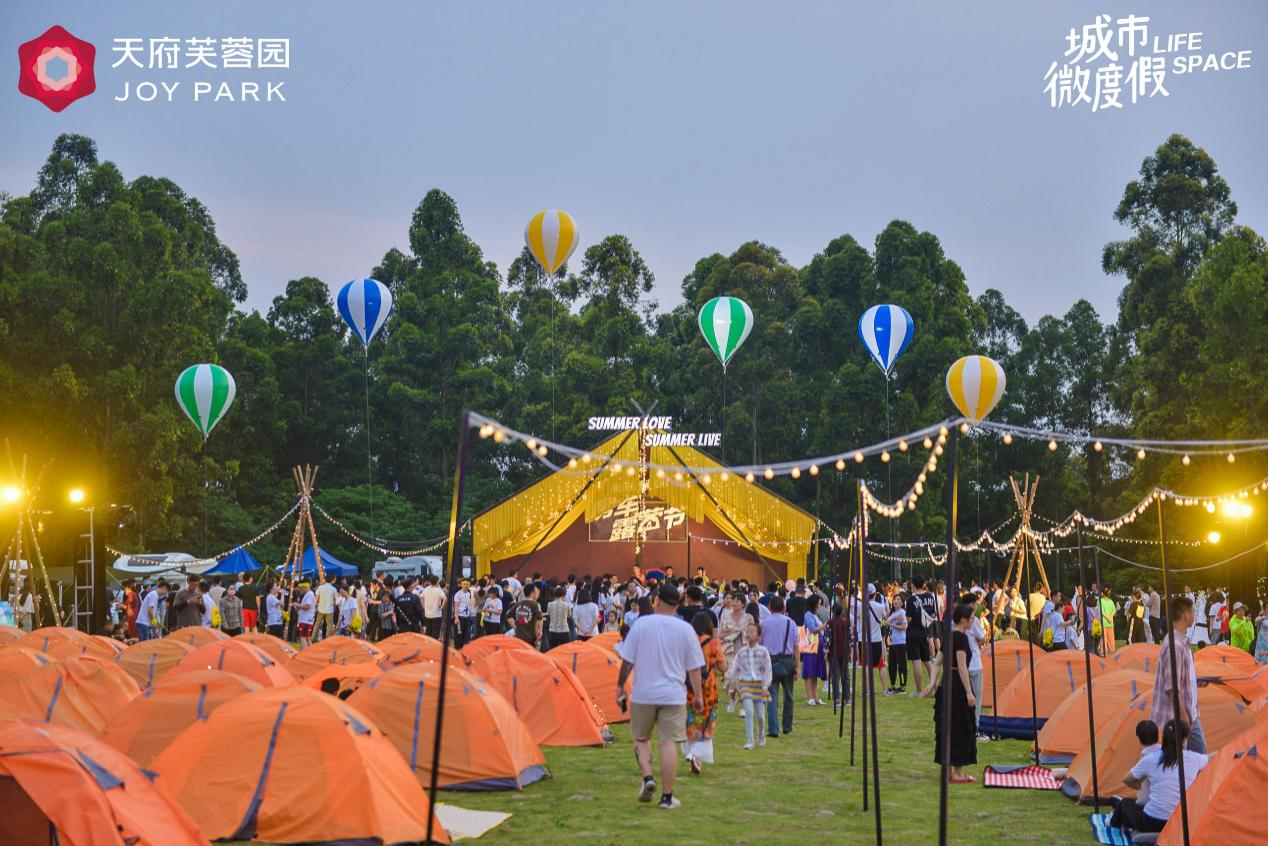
[18,25,96,112]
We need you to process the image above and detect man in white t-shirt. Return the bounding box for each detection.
[314,576,338,642]
[296,583,317,648]
[421,575,447,638]
[505,570,524,602]
[962,592,987,737]
[616,583,705,811]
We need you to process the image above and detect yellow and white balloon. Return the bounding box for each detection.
[946,355,1005,425]
[524,209,580,276]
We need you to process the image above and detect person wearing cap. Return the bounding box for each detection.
[616,583,705,811]
[1229,602,1254,653]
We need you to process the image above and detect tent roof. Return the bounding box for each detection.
[472,430,818,576]
[298,546,358,577]
[204,546,263,575]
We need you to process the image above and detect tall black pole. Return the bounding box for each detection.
[426,411,471,846]
[860,507,869,806]
[848,512,860,754]
[1075,523,1101,813]
[1022,533,1041,764]
[859,481,883,845]
[937,429,959,846]
[1156,497,1191,846]
[987,551,999,739]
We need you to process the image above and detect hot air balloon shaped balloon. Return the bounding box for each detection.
[337,278,394,348]
[175,364,236,438]
[858,304,914,377]
[698,296,754,370]
[946,355,1006,425]
[525,209,580,276]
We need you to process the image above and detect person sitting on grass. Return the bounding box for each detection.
[1119,719,1207,833]
[1109,720,1160,829]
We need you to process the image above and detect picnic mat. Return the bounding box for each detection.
[982,764,1063,790]
[1089,811,1132,846]
[434,804,512,841]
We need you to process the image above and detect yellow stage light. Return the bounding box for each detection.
[2,486,20,504]
[1207,531,1221,544]
[68,488,86,504]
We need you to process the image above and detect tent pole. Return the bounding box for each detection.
[987,551,999,739]
[1156,496,1191,846]
[937,428,959,846]
[860,480,883,844]
[427,411,471,846]
[1076,522,1100,814]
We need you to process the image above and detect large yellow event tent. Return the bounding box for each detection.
[473,430,818,584]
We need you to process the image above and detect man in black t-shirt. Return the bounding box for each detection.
[905,574,938,693]
[238,575,259,633]
[513,583,544,647]
[786,580,809,626]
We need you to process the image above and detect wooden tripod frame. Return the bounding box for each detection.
[999,473,1051,602]
[279,465,325,609]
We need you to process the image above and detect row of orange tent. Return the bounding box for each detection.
[0,623,637,845]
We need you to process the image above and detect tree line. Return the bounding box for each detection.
[1,132,1264,587]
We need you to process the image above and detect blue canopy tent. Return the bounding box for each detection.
[204,546,264,575]
[296,547,359,578]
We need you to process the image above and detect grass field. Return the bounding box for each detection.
[449,683,1090,845]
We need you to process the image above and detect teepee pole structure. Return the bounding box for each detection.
[280,465,325,613]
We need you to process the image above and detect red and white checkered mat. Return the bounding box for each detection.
[981,764,1063,790]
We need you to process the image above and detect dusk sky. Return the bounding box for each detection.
[3,1,1264,324]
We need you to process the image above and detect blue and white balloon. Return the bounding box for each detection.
[857,304,914,377]
[337,278,393,348]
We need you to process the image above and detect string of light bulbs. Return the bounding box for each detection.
[1091,538,1268,574]
[106,500,302,566]
[312,504,466,556]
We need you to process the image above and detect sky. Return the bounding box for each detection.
[2,1,1265,324]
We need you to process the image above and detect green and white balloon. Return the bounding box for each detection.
[698,296,754,370]
[174,364,236,438]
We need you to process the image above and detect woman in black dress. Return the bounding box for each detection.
[923,601,978,782]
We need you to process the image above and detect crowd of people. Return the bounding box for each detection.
[52,563,1266,821]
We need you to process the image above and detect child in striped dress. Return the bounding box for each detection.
[727,621,773,749]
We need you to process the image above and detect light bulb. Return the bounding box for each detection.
[1182,454,1190,466]
[790,467,801,479]
[854,452,864,464]
[923,438,933,449]
[808,465,819,476]
[1094,441,1103,452]
[1228,452,1236,464]
[1136,448,1146,460]
[1003,433,1012,445]
[898,440,908,452]
[881,451,890,463]
[835,458,846,471]
[764,468,774,480]
[960,422,970,434]
[1048,440,1058,452]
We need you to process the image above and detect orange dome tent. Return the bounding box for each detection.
[114,638,196,688]
[1036,669,1154,760]
[46,634,127,662]
[300,662,384,698]
[1109,642,1161,674]
[979,638,1034,709]
[1213,665,1268,704]
[17,626,87,653]
[164,626,230,648]
[0,655,141,733]
[461,633,536,664]
[469,646,608,746]
[169,640,295,688]
[983,650,1111,738]
[379,632,471,671]
[348,663,547,790]
[590,630,622,651]
[0,645,53,679]
[1066,685,1260,801]
[235,630,298,663]
[286,635,385,680]
[1159,722,1268,846]
[0,719,209,846]
[152,685,447,844]
[1195,644,1259,676]
[549,640,630,723]
[102,670,261,765]
[0,625,22,644]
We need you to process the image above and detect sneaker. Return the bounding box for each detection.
[742,742,754,750]
[658,795,681,810]
[976,733,992,743]
[726,701,735,713]
[637,778,656,803]
[758,735,767,747]
[815,698,827,705]
[689,757,701,775]
[806,699,817,706]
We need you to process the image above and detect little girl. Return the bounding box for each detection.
[727,621,772,749]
